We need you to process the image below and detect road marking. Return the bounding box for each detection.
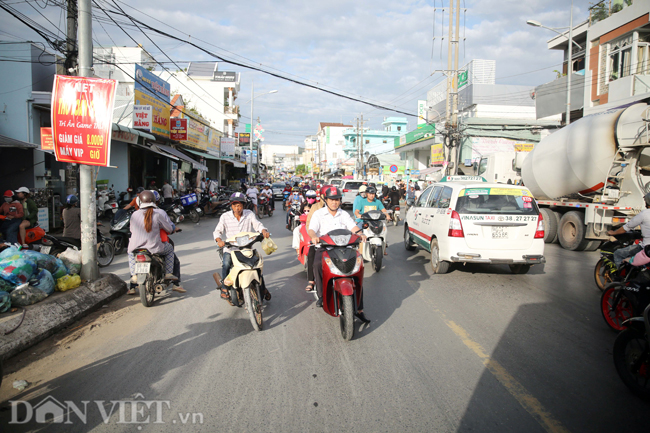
[445,319,570,433]
[415,292,570,433]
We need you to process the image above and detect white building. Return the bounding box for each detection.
[314,122,352,176]
[261,144,304,173]
[155,62,240,137]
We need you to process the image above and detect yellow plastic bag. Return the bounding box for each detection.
[56,274,81,292]
[261,237,278,255]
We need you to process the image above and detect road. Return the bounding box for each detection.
[1,207,649,432]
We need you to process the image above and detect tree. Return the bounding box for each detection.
[296,164,308,175]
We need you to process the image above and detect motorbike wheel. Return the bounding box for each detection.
[595,258,615,291]
[114,236,126,255]
[372,245,382,272]
[283,202,287,211]
[189,209,200,223]
[244,281,264,331]
[268,209,273,217]
[393,216,398,227]
[601,284,636,331]
[613,328,650,399]
[97,240,115,267]
[139,277,155,307]
[340,295,354,341]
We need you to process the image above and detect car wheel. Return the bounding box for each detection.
[430,239,450,274]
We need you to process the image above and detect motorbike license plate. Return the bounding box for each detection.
[174,208,181,214]
[40,245,51,254]
[491,226,508,239]
[134,262,151,274]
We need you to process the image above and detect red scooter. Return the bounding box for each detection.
[0,215,46,248]
[317,228,365,341]
[297,214,311,271]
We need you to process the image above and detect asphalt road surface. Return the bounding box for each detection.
[1,207,649,432]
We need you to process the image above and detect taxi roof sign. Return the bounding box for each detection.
[439,175,487,183]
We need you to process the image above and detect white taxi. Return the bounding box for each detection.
[403,176,545,274]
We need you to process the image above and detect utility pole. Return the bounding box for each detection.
[77,0,99,281]
[359,113,365,179]
[64,0,78,196]
[355,117,359,179]
[444,0,462,176]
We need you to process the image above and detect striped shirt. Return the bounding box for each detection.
[213,209,266,253]
[127,208,174,254]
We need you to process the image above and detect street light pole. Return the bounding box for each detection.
[250,81,254,185]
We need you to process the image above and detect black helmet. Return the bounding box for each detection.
[322,186,342,200]
[645,192,650,206]
[136,187,145,194]
[366,186,377,194]
[391,186,397,191]
[66,194,78,205]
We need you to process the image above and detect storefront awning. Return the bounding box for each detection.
[185,148,224,161]
[112,124,156,144]
[150,143,208,171]
[133,143,178,160]
[0,134,37,149]
[230,160,245,168]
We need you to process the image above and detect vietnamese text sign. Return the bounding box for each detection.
[51,75,117,167]
[170,118,188,141]
[514,143,535,152]
[133,105,152,130]
[417,100,427,126]
[207,128,221,156]
[239,132,250,144]
[431,143,444,166]
[134,64,170,138]
[40,127,54,151]
[221,137,235,158]
[181,118,208,150]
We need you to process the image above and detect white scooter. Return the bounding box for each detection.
[360,210,387,272]
[97,188,117,220]
[214,232,267,331]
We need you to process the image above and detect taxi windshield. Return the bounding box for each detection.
[455,188,538,215]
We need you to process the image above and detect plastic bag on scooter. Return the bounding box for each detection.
[261,237,278,255]
[56,274,81,292]
[29,269,55,295]
[0,290,10,313]
[58,248,82,275]
[632,249,650,267]
[0,257,37,285]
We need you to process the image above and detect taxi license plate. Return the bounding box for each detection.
[135,262,150,274]
[491,226,508,239]
[40,245,51,254]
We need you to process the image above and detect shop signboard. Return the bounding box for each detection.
[221,137,235,158]
[431,143,444,166]
[51,75,117,167]
[395,122,436,148]
[239,132,250,144]
[514,143,535,152]
[134,64,170,138]
[171,161,178,189]
[213,71,236,82]
[170,118,188,141]
[180,118,209,150]
[207,128,221,157]
[112,129,138,144]
[133,105,152,130]
[37,207,49,232]
[417,100,427,126]
[40,127,54,151]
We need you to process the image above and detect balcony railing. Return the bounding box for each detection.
[590,0,633,25]
[225,105,239,116]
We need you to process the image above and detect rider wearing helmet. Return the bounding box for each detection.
[0,190,24,244]
[608,192,650,267]
[124,186,145,210]
[213,192,271,304]
[260,183,274,211]
[305,190,318,205]
[127,190,184,291]
[16,187,37,248]
[307,186,367,320]
[353,185,368,214]
[286,187,305,229]
[388,185,401,209]
[61,195,81,240]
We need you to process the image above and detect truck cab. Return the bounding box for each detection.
[476,152,529,185]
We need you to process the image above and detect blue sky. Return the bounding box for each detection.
[0,0,592,146]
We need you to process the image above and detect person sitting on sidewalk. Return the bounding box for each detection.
[15,187,37,248]
[0,190,24,244]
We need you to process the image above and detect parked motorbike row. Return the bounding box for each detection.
[593,231,650,399]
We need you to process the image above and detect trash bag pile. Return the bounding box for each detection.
[0,246,83,310]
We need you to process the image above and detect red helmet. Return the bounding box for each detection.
[322,186,342,200]
[320,184,332,198]
[3,190,13,197]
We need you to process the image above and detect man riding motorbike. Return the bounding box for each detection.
[608,192,650,268]
[213,192,271,303]
[307,186,368,321]
[0,190,24,244]
[286,187,305,229]
[260,183,274,211]
[354,186,391,255]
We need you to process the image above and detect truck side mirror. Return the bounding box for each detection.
[473,162,478,174]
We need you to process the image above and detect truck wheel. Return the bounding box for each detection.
[540,208,558,244]
[558,211,590,251]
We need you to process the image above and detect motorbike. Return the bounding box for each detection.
[613,302,650,399]
[601,261,650,331]
[110,208,133,255]
[282,191,291,211]
[316,229,365,341]
[297,214,311,273]
[159,199,185,224]
[214,232,267,331]
[287,202,301,231]
[595,231,643,291]
[0,215,46,248]
[41,227,115,267]
[97,189,118,220]
[360,210,387,272]
[177,193,201,223]
[118,189,133,208]
[199,193,231,218]
[258,195,273,218]
[132,229,181,307]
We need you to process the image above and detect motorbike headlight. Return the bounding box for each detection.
[113,220,127,230]
[324,256,362,276]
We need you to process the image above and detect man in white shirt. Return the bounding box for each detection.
[308,186,367,321]
[245,184,259,215]
[260,183,274,211]
[608,193,650,267]
[162,180,174,205]
[213,192,270,303]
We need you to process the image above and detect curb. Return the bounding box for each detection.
[0,273,126,361]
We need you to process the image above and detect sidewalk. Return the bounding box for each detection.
[0,274,126,361]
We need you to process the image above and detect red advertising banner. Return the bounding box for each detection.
[51,75,117,167]
[40,127,54,151]
[170,118,188,141]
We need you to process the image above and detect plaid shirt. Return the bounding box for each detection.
[212,209,266,253]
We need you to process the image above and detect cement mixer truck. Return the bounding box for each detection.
[521,103,650,251]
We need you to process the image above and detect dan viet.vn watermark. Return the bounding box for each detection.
[9,393,204,427]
